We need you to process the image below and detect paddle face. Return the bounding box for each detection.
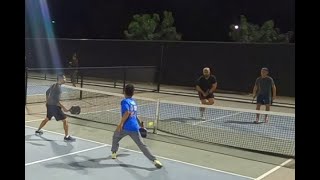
[139,128,147,138]
[69,106,81,115]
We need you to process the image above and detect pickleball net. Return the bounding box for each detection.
[26,84,295,157]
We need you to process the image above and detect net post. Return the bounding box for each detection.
[157,44,165,92]
[153,99,160,134]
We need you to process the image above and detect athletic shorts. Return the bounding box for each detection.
[46,105,66,121]
[257,94,271,105]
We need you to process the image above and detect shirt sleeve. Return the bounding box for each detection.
[211,76,217,84]
[196,77,201,86]
[270,77,275,86]
[46,86,52,97]
[121,100,130,113]
[255,78,259,86]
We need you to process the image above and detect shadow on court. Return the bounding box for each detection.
[44,154,158,171]
[25,127,253,180]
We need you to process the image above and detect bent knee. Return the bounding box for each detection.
[207,100,214,105]
[200,100,207,104]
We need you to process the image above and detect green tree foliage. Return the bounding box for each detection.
[229,15,294,43]
[124,11,182,40]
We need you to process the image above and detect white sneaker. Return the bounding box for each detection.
[111,152,117,159]
[154,160,163,168]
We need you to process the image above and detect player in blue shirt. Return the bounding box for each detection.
[110,84,163,168]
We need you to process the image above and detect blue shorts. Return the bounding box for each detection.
[257,94,271,105]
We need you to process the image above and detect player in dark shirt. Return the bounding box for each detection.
[35,74,75,141]
[252,67,277,123]
[196,67,217,119]
[68,53,79,87]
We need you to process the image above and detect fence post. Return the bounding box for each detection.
[157,44,165,92]
[123,67,126,92]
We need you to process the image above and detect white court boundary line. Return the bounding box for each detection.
[254,159,293,180]
[193,112,244,125]
[25,125,254,179]
[25,125,106,145]
[25,119,43,123]
[25,145,107,166]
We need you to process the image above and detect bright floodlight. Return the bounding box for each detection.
[234,25,239,29]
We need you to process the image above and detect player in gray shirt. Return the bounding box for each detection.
[35,74,75,141]
[252,68,277,123]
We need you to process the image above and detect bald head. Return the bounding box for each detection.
[203,67,211,78]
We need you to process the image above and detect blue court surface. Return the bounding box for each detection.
[25,126,254,180]
[27,85,76,96]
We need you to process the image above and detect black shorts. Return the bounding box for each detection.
[198,92,214,100]
[46,105,66,121]
[257,94,271,105]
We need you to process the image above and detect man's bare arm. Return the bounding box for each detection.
[58,102,68,112]
[272,85,276,99]
[253,85,258,98]
[196,85,205,95]
[209,83,217,93]
[116,111,130,132]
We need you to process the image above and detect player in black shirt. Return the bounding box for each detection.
[196,67,217,119]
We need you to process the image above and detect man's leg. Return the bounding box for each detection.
[264,104,271,122]
[128,131,162,168]
[200,99,207,119]
[61,119,76,141]
[129,131,156,161]
[36,106,52,135]
[255,104,262,123]
[255,95,265,123]
[111,131,127,158]
[71,71,76,87]
[35,117,49,135]
[62,119,69,137]
[207,98,214,105]
[54,106,75,141]
[200,96,214,119]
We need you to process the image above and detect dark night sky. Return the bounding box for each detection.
[25,0,295,41]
